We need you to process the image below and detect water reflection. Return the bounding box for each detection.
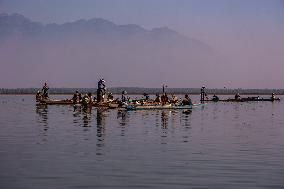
[155,111,160,127]
[182,110,192,128]
[35,104,49,143]
[82,114,91,128]
[82,106,93,114]
[117,109,129,126]
[232,103,242,129]
[96,108,106,156]
[117,110,129,137]
[212,104,219,120]
[72,110,81,124]
[233,103,240,120]
[96,108,107,128]
[160,111,169,144]
[72,105,93,129]
[161,111,169,129]
[181,110,192,143]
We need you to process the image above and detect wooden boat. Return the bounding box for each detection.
[38,99,74,105]
[38,99,121,108]
[242,97,280,102]
[203,97,280,102]
[93,102,120,108]
[126,103,205,111]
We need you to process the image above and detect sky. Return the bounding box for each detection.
[1,0,284,88]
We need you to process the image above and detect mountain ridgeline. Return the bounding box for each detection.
[0,13,224,88]
[0,13,209,48]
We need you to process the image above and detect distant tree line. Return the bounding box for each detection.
[0,87,283,95]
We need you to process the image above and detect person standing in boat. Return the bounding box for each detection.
[200,86,205,102]
[161,93,169,105]
[97,79,106,103]
[182,94,193,106]
[121,91,127,103]
[42,82,49,99]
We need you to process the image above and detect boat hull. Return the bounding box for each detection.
[203,98,280,102]
[127,103,204,110]
[38,99,74,105]
[38,99,121,108]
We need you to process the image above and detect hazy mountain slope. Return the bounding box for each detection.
[0,13,226,88]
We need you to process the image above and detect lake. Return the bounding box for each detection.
[0,95,284,189]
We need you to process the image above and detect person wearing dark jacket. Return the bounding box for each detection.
[42,82,49,99]
[182,94,192,106]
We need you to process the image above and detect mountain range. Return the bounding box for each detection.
[0,13,225,88]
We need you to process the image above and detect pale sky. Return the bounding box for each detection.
[1,0,283,47]
[1,0,284,88]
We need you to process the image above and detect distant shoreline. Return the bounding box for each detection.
[0,92,283,96]
[1,87,284,95]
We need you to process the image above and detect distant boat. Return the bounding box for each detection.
[203,97,280,102]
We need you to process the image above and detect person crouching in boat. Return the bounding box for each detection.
[171,94,178,104]
[82,93,93,113]
[36,91,42,102]
[118,91,128,107]
[107,92,114,102]
[41,82,49,99]
[82,94,89,110]
[235,93,241,100]
[212,94,219,102]
[155,93,161,103]
[72,90,82,111]
[72,91,82,103]
[87,93,93,106]
[182,94,193,106]
[271,93,276,101]
[143,93,150,102]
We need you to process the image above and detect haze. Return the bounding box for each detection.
[0,0,284,88]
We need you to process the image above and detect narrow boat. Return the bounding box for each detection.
[38,99,74,105]
[126,103,204,111]
[38,99,121,108]
[242,97,280,102]
[93,102,120,108]
[203,97,280,102]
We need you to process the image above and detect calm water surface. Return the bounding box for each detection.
[0,95,284,189]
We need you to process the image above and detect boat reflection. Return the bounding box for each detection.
[35,104,194,146]
[160,111,169,144]
[82,114,92,128]
[117,109,129,137]
[181,110,192,143]
[161,111,169,129]
[96,108,107,156]
[117,109,129,126]
[35,104,49,143]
